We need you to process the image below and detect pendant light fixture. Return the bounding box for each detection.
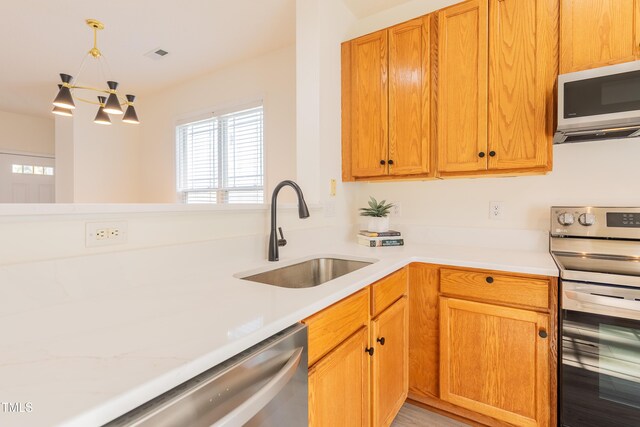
[122,95,140,124]
[94,96,112,125]
[52,19,139,124]
[52,85,74,117]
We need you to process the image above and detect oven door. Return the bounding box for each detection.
[561,281,640,427]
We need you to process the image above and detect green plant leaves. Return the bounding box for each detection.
[359,196,394,217]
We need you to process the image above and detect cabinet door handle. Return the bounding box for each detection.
[489,151,496,157]
[365,347,374,356]
[539,329,548,339]
[376,337,386,346]
[388,160,394,165]
[485,276,494,284]
[478,152,486,158]
[380,160,386,166]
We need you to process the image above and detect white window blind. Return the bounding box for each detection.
[176,105,264,204]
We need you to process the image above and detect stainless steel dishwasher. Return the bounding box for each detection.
[104,324,308,427]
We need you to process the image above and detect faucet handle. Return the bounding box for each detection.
[278,227,287,247]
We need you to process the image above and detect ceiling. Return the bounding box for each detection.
[342,0,415,18]
[0,0,295,118]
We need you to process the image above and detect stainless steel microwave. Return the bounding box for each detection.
[554,60,640,144]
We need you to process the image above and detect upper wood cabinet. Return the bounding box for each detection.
[388,18,432,177]
[437,0,489,173]
[345,30,389,178]
[487,0,557,171]
[342,17,432,180]
[438,0,556,175]
[440,297,551,427]
[560,0,640,73]
[371,297,409,427]
[342,0,558,180]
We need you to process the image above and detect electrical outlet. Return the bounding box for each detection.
[390,202,402,217]
[86,222,128,247]
[489,201,504,220]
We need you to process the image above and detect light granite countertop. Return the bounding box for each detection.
[0,226,558,427]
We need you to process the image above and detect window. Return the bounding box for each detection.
[176,105,264,204]
[12,164,54,176]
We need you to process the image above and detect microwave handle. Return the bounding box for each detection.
[564,290,640,321]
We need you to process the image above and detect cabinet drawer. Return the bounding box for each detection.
[440,268,549,309]
[372,268,408,316]
[304,287,370,366]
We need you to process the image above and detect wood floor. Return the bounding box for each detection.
[391,403,470,427]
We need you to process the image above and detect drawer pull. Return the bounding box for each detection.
[485,276,494,284]
[365,347,375,356]
[539,329,548,339]
[376,337,386,346]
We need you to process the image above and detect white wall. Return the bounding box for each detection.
[54,116,74,202]
[54,105,142,203]
[296,0,358,225]
[345,0,460,39]
[138,45,297,203]
[0,204,330,265]
[356,140,640,232]
[0,109,54,155]
[0,44,318,266]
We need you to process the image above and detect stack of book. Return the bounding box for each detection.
[357,230,404,247]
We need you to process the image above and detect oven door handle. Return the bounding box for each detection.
[564,290,640,321]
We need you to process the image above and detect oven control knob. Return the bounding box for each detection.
[557,212,575,226]
[579,213,596,226]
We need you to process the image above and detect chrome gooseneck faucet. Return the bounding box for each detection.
[269,180,310,261]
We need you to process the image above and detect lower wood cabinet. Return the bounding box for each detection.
[308,326,370,427]
[306,263,557,427]
[440,297,550,427]
[409,263,557,427]
[304,268,408,427]
[371,297,408,427]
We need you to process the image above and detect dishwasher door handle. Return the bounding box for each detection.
[212,346,303,427]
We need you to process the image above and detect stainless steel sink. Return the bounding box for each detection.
[240,257,373,288]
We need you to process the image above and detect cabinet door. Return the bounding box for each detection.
[440,297,550,427]
[349,30,389,178]
[388,17,431,176]
[488,0,557,171]
[408,263,440,399]
[437,0,489,173]
[309,326,370,427]
[560,0,639,73]
[371,297,408,427]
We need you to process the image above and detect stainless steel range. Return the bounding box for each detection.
[550,207,640,427]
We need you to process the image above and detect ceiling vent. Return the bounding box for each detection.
[144,48,169,60]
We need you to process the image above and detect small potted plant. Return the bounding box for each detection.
[359,196,394,232]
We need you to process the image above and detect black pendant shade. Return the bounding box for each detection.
[52,106,73,117]
[122,94,139,124]
[103,81,123,115]
[94,96,112,125]
[53,74,75,110]
[52,84,73,116]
